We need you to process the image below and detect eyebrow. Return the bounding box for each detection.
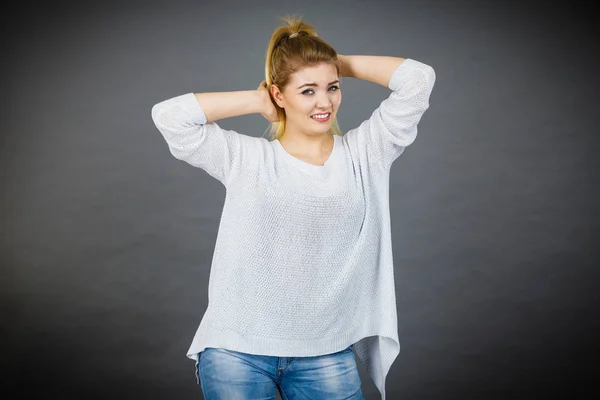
[297,80,340,89]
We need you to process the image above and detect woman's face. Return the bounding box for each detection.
[271,63,342,136]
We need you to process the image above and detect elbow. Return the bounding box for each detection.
[423,64,436,90]
[151,103,163,125]
[151,102,175,132]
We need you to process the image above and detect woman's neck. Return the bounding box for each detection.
[278,132,334,158]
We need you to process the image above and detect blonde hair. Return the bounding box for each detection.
[264,15,343,141]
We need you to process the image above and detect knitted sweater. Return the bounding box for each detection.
[151,58,436,399]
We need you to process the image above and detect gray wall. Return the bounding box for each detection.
[2,0,598,398]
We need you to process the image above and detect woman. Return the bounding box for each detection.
[151,15,436,400]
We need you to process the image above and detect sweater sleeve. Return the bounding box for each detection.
[151,93,241,187]
[345,58,436,172]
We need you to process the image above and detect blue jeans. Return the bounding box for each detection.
[195,344,366,400]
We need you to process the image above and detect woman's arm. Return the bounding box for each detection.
[194,90,265,124]
[152,90,266,186]
[338,54,406,87]
[193,80,279,124]
[151,82,278,186]
[338,54,436,172]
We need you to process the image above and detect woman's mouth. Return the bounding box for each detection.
[310,112,331,122]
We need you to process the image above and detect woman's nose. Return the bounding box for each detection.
[316,93,332,108]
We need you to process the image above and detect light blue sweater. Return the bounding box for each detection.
[151,58,436,400]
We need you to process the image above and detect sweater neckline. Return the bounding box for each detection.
[273,135,339,173]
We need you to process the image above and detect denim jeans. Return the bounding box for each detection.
[195,344,366,400]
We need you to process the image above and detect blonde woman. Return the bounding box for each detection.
[151,15,436,400]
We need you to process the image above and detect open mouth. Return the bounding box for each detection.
[310,112,331,122]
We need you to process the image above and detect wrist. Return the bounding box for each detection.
[254,90,270,115]
[337,54,353,78]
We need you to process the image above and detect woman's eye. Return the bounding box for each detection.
[302,86,340,95]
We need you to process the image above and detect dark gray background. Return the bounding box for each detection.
[2,0,598,398]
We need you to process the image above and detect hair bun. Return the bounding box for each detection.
[288,31,318,39]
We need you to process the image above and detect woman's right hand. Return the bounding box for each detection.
[257,80,280,123]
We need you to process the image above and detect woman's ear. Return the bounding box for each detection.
[270,85,284,109]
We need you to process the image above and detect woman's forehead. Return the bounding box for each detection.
[290,63,338,83]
